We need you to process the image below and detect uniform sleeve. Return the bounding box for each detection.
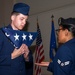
[47,62,54,72]
[0,30,11,66]
[48,45,73,75]
[25,50,33,75]
[25,50,33,62]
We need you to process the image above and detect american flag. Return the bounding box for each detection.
[2,27,37,48]
[35,20,45,75]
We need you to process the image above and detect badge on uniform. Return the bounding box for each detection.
[57,59,70,67]
[2,27,37,48]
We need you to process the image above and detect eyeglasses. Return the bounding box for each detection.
[55,29,63,32]
[55,29,63,35]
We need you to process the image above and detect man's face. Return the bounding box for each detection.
[11,13,28,30]
[56,26,66,44]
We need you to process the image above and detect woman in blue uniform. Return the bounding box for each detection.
[35,17,75,75]
[0,3,31,75]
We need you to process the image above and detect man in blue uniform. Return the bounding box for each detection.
[35,17,75,75]
[0,2,32,75]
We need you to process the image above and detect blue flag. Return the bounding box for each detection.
[2,27,37,48]
[50,18,57,61]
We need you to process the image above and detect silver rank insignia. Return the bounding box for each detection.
[57,59,70,66]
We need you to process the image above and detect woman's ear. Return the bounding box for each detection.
[65,29,69,36]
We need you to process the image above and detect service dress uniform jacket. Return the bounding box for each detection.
[47,38,75,75]
[0,25,28,75]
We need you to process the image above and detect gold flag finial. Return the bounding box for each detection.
[51,15,54,18]
[51,15,54,21]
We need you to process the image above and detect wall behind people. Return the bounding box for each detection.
[0,0,14,27]
[0,1,4,27]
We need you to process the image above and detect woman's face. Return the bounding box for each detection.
[56,26,67,44]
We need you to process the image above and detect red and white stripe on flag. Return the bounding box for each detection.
[35,21,45,75]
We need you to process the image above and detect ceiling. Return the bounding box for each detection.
[16,0,75,15]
